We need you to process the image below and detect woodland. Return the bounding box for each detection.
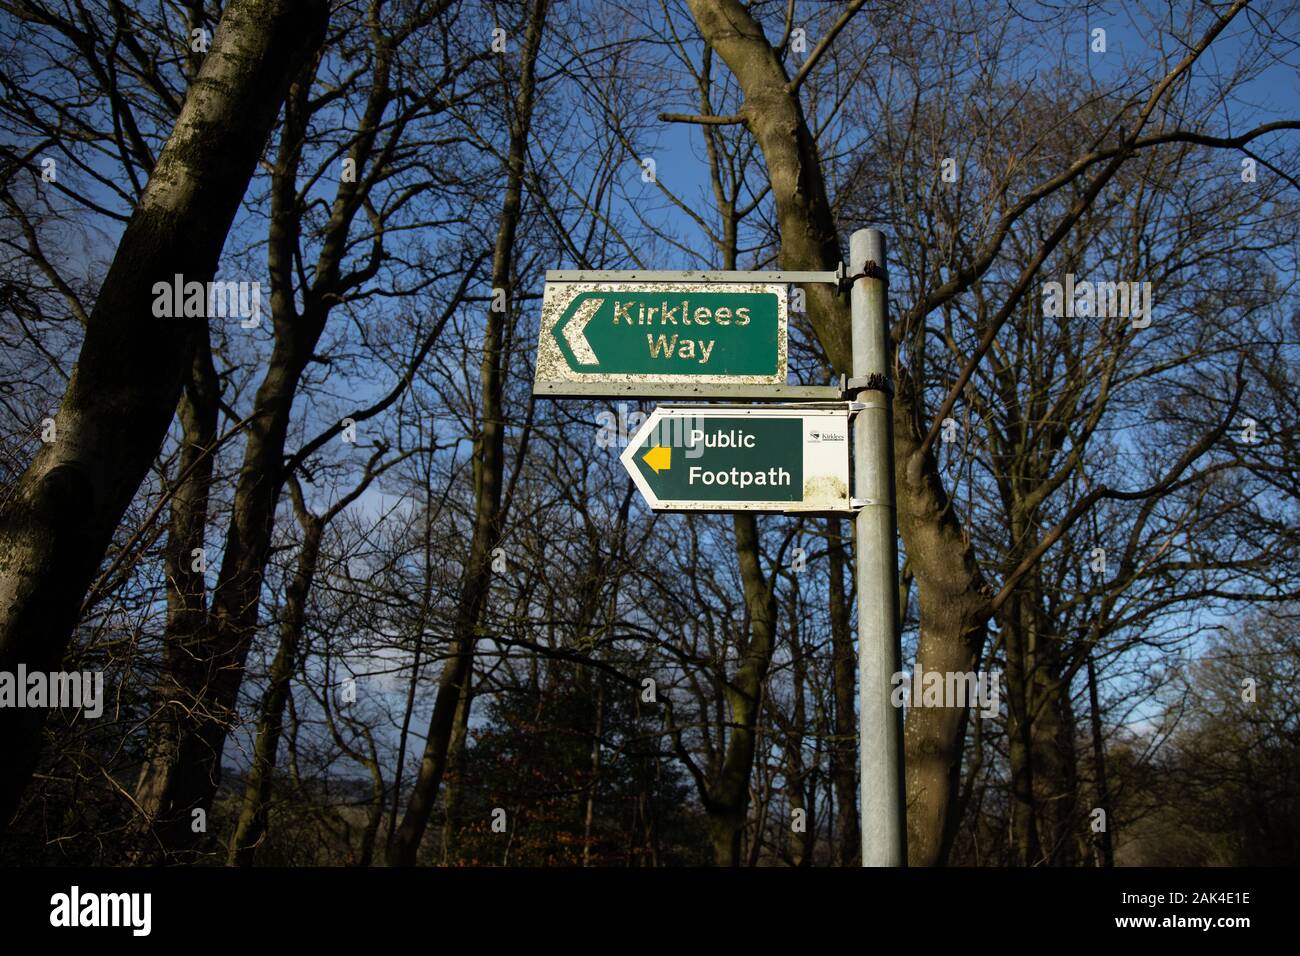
[0,0,1296,867]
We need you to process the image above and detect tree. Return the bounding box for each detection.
[0,0,329,830]
[679,0,1293,864]
[128,0,486,859]
[388,0,549,866]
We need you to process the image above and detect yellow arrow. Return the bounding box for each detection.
[642,445,671,474]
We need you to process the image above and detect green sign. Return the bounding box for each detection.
[553,290,779,375]
[634,416,802,501]
[535,282,787,391]
[620,404,852,513]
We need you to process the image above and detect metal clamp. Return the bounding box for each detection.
[839,259,889,293]
[834,261,849,296]
[850,497,895,510]
[849,400,889,415]
[843,373,894,396]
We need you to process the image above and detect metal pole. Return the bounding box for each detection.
[851,228,906,866]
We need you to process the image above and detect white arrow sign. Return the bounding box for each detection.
[562,296,601,365]
[620,403,853,513]
[534,279,788,393]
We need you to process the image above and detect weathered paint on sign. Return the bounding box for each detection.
[535,281,787,390]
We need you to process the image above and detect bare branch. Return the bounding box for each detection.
[787,0,867,94]
[658,111,746,125]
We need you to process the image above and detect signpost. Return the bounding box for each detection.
[619,404,852,513]
[849,230,906,868]
[535,279,787,392]
[531,239,904,868]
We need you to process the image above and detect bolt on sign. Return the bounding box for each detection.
[534,281,787,393]
[620,403,852,512]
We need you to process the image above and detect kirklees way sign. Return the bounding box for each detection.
[534,281,787,393]
[620,404,851,512]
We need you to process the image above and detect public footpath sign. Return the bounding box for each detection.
[532,243,902,868]
[620,403,852,512]
[534,278,787,393]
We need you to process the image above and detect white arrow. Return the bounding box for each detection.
[563,297,602,365]
[619,403,854,513]
[620,406,663,508]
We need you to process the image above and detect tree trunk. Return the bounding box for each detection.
[439,681,474,864]
[1002,600,1043,866]
[891,378,992,866]
[1086,653,1114,867]
[827,520,859,865]
[704,513,777,866]
[683,0,993,866]
[130,18,410,855]
[386,0,547,866]
[1029,620,1079,865]
[786,592,811,867]
[226,514,324,866]
[582,682,605,866]
[0,0,329,831]
[130,317,321,856]
[131,338,219,857]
